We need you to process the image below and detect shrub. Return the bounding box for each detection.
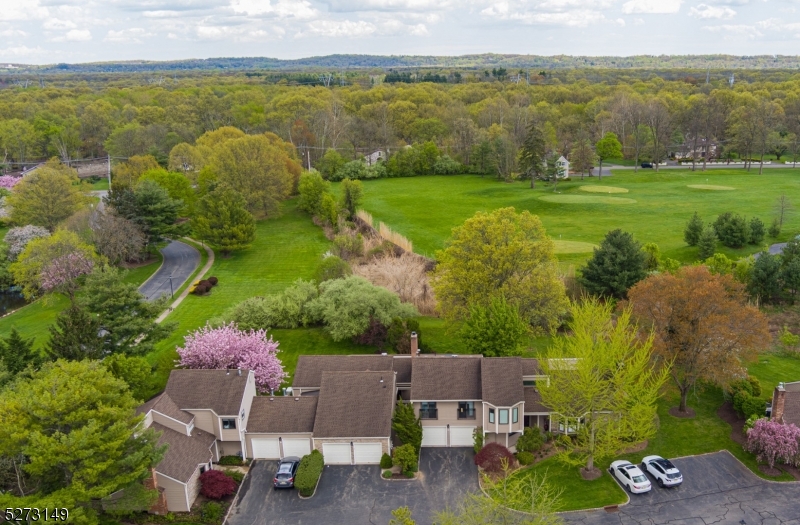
[224,470,245,484]
[217,279,319,330]
[295,450,324,497]
[199,279,211,288]
[750,217,766,245]
[314,255,352,283]
[516,451,535,466]
[474,442,515,473]
[515,427,544,454]
[714,212,749,248]
[199,470,237,500]
[642,242,661,271]
[769,218,781,238]
[433,155,461,175]
[332,160,367,181]
[332,232,364,259]
[201,501,224,524]
[382,469,392,479]
[352,317,389,348]
[392,401,422,453]
[473,427,484,454]
[393,444,418,475]
[697,226,718,261]
[386,318,421,354]
[380,453,393,469]
[745,418,800,468]
[684,212,703,246]
[193,283,209,295]
[208,276,219,286]
[740,395,766,419]
[218,455,244,466]
[704,253,733,275]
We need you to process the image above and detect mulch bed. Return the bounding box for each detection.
[581,467,602,480]
[758,464,783,477]
[716,401,746,446]
[121,256,159,269]
[779,464,800,480]
[622,440,649,454]
[668,406,697,419]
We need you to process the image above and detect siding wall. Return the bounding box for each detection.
[156,474,189,512]
[152,412,191,435]
[481,402,524,435]
[240,374,257,432]
[188,410,216,437]
[218,440,243,456]
[219,426,240,442]
[414,401,483,427]
[185,466,203,511]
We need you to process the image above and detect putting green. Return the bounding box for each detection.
[539,195,637,204]
[579,185,630,194]
[553,240,598,254]
[687,184,736,191]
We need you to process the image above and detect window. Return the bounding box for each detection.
[512,407,518,424]
[420,402,438,420]
[499,409,509,425]
[222,418,236,430]
[523,380,536,386]
[458,402,476,419]
[489,408,495,423]
[199,465,206,474]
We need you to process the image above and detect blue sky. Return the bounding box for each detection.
[1,0,799,64]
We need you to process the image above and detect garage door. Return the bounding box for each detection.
[282,438,311,458]
[353,443,383,464]
[322,443,352,465]
[422,426,447,447]
[251,438,281,459]
[449,427,476,447]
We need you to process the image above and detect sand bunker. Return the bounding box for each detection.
[687,184,736,191]
[539,195,637,204]
[579,185,629,194]
[553,240,598,254]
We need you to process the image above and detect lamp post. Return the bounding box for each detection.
[168,275,174,299]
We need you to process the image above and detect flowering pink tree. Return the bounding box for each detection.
[4,225,50,261]
[0,175,20,189]
[745,418,800,468]
[40,252,95,303]
[177,323,287,393]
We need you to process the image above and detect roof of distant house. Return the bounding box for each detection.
[313,371,395,438]
[151,423,215,482]
[137,392,194,424]
[411,356,482,401]
[248,396,318,434]
[164,369,251,416]
[293,355,393,388]
[481,358,524,406]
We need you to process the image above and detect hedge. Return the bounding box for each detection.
[295,450,324,497]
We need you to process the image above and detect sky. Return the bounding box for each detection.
[1,0,800,64]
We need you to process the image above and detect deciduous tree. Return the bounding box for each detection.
[338,178,363,218]
[192,185,255,257]
[460,296,529,357]
[6,160,87,231]
[594,132,622,179]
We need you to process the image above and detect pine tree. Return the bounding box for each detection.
[391,401,422,453]
[0,327,40,375]
[578,229,647,299]
[749,217,766,245]
[697,226,718,260]
[46,304,104,361]
[192,186,256,257]
[518,123,546,188]
[684,212,704,246]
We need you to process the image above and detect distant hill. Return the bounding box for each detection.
[4,54,800,74]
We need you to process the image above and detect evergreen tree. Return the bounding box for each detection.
[0,327,39,375]
[782,256,800,303]
[697,226,718,260]
[684,212,704,246]
[518,123,546,189]
[749,217,766,245]
[46,304,104,361]
[192,186,256,257]
[578,229,647,299]
[749,253,782,303]
[338,178,363,218]
[391,401,422,453]
[713,212,749,248]
[768,217,781,239]
[107,180,187,246]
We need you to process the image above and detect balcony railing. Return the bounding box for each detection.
[419,408,438,420]
[457,408,476,420]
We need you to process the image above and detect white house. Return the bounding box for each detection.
[364,150,385,166]
[556,156,570,179]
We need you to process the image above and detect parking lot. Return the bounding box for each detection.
[564,451,800,524]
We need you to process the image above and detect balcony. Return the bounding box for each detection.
[419,408,438,420]
[457,408,476,420]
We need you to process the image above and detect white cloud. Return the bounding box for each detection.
[65,28,92,41]
[230,0,317,18]
[0,45,47,58]
[689,4,736,19]
[301,19,377,37]
[481,3,606,27]
[537,0,614,9]
[0,29,28,37]
[324,0,449,12]
[105,28,153,42]
[0,0,48,21]
[143,10,182,17]
[703,23,761,38]
[43,18,77,29]
[622,0,682,14]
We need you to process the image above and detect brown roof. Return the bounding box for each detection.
[151,423,215,482]
[248,396,317,434]
[521,358,543,376]
[313,371,394,438]
[164,369,251,416]
[293,355,393,388]
[481,358,524,406]
[410,356,482,401]
[524,387,549,413]
[137,393,194,424]
[784,391,800,427]
[392,357,413,383]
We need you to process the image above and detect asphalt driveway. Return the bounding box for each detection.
[138,241,200,301]
[564,451,800,525]
[226,448,478,525]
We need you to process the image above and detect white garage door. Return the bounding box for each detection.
[449,427,475,447]
[322,443,352,465]
[282,438,311,458]
[251,438,281,459]
[353,443,383,464]
[422,426,447,447]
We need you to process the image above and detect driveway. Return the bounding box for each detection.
[138,241,200,301]
[564,451,800,525]
[227,448,478,525]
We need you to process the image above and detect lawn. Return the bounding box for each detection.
[356,170,800,264]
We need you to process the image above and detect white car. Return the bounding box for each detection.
[609,460,652,494]
[641,455,683,488]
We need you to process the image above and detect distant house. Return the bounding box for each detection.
[769,380,800,426]
[672,137,718,160]
[364,150,385,166]
[556,156,570,178]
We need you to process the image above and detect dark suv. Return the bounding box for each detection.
[273,457,301,489]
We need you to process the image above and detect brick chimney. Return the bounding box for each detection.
[772,383,786,423]
[144,468,169,515]
[410,331,418,357]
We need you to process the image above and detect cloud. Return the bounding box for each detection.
[0,0,48,20]
[230,0,317,18]
[481,3,606,26]
[301,19,377,37]
[143,10,182,17]
[622,0,682,14]
[105,28,153,42]
[65,28,92,41]
[703,23,761,38]
[537,0,614,9]
[323,0,449,12]
[43,18,77,29]
[0,45,48,58]
[689,4,736,19]
[0,29,28,37]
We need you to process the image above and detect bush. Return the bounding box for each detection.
[515,427,544,454]
[314,255,352,283]
[714,212,749,248]
[750,217,766,245]
[332,232,364,259]
[474,442,515,473]
[516,451,535,466]
[199,279,211,288]
[392,444,418,475]
[295,450,324,497]
[684,212,703,246]
[201,501,224,524]
[697,226,718,261]
[199,470,237,500]
[224,470,245,484]
[769,218,781,238]
[473,427,484,454]
[332,160,367,181]
[382,469,392,479]
[386,317,421,354]
[352,317,389,348]
[217,455,244,466]
[392,401,422,453]
[433,155,461,175]
[193,283,210,295]
[216,279,319,330]
[380,453,393,469]
[208,276,219,286]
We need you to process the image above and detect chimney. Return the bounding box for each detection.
[410,331,418,357]
[772,383,786,423]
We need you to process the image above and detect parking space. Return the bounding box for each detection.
[226,448,478,525]
[565,451,800,524]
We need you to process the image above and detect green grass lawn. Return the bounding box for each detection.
[356,170,800,264]
[89,178,110,191]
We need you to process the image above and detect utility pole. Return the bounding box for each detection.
[107,154,111,188]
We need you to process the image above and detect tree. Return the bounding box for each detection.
[389,507,416,525]
[0,360,164,505]
[82,266,173,355]
[192,186,256,257]
[102,354,153,402]
[0,328,39,376]
[314,255,352,282]
[113,155,161,187]
[339,178,363,218]
[578,229,647,299]
[6,160,87,231]
[91,210,147,264]
[317,148,346,180]
[749,217,765,245]
[594,132,622,180]
[177,323,288,393]
[782,256,800,303]
[642,242,661,271]
[570,137,595,180]
[683,212,704,246]
[474,443,515,473]
[106,180,186,246]
[775,195,793,229]
[627,265,769,413]
[460,296,529,357]
[748,252,783,303]
[713,212,749,248]
[518,123,546,188]
[745,419,800,469]
[392,444,418,475]
[540,299,669,473]
[392,401,422,453]
[3,225,50,261]
[432,208,568,331]
[297,172,331,216]
[697,226,718,261]
[40,251,95,303]
[46,304,103,361]
[645,98,672,172]
[138,168,196,216]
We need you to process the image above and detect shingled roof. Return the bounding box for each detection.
[313,371,395,438]
[524,387,549,413]
[137,393,194,424]
[410,356,482,401]
[152,423,215,482]
[481,358,524,406]
[521,358,543,376]
[164,369,251,416]
[248,396,318,434]
[293,355,393,388]
[392,356,413,383]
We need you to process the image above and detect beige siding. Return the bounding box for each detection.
[187,410,217,437]
[185,466,203,511]
[143,411,153,428]
[240,374,257,431]
[414,401,482,427]
[152,411,191,435]
[219,440,243,456]
[313,438,391,456]
[156,473,189,512]
[245,433,312,458]
[219,424,240,442]
[482,402,524,435]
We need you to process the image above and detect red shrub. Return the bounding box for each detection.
[199,469,237,500]
[474,442,515,472]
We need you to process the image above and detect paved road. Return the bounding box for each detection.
[227,448,478,525]
[564,451,800,525]
[138,241,200,301]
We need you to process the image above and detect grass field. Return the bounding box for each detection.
[357,170,800,264]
